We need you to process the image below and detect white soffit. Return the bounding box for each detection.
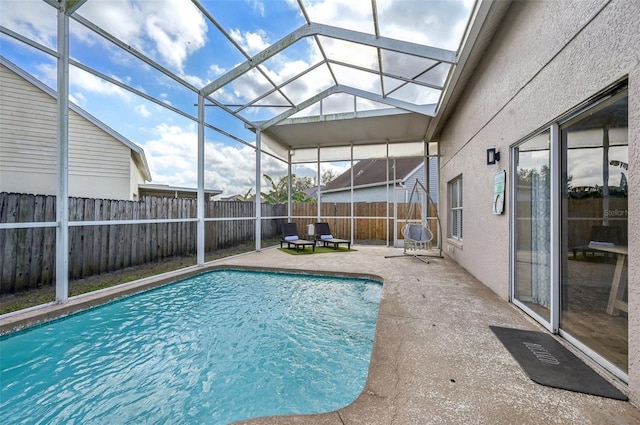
[262,110,431,150]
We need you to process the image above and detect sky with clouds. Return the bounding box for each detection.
[0,0,474,197]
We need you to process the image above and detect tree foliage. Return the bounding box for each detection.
[293,176,313,193]
[241,170,337,204]
[240,187,253,201]
[320,169,338,185]
[261,174,315,204]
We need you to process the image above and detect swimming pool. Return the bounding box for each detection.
[0,269,382,424]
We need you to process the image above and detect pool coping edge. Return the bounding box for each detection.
[0,262,383,335]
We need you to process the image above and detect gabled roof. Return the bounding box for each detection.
[0,55,152,182]
[304,185,326,199]
[324,157,424,191]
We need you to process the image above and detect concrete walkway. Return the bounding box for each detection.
[218,245,640,425]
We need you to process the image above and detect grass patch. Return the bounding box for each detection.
[0,240,277,315]
[278,246,355,255]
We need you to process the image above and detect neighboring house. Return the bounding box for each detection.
[138,184,222,201]
[220,194,246,201]
[321,157,438,203]
[219,193,265,202]
[0,56,151,200]
[303,185,325,200]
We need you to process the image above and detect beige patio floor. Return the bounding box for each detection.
[2,245,639,424]
[221,245,639,425]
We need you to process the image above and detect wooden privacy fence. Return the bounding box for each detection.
[0,193,285,294]
[0,193,437,294]
[292,202,439,244]
[293,202,392,241]
[515,197,628,251]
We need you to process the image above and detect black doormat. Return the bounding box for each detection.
[490,326,627,400]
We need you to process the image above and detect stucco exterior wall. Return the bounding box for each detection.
[438,0,639,400]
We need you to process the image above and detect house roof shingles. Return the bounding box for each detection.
[324,157,424,191]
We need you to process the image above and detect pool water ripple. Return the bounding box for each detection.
[1,270,381,424]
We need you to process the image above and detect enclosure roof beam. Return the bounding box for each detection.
[66,0,89,15]
[326,58,445,91]
[43,0,89,15]
[256,84,436,131]
[201,23,457,96]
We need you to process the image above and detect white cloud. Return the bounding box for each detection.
[77,0,207,74]
[229,29,271,56]
[35,62,135,104]
[73,69,134,100]
[300,0,473,50]
[376,0,474,50]
[180,74,208,89]
[246,0,266,17]
[142,123,266,196]
[0,0,57,49]
[142,124,198,186]
[135,104,152,118]
[209,64,227,77]
[142,122,309,196]
[302,0,373,33]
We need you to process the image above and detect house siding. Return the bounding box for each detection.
[401,158,438,203]
[0,62,139,200]
[322,185,394,203]
[437,0,639,401]
[0,65,57,177]
[130,157,146,199]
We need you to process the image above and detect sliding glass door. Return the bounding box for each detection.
[513,130,552,325]
[511,86,628,378]
[560,91,628,373]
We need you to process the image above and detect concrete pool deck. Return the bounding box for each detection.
[2,245,639,424]
[221,245,640,425]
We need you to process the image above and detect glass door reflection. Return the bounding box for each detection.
[561,92,628,372]
[514,130,551,324]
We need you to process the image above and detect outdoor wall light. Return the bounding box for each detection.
[486,148,500,165]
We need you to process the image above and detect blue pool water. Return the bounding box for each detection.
[0,270,381,424]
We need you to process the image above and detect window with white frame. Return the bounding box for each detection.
[449,176,463,240]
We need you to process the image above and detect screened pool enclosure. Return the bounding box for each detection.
[0,0,502,305]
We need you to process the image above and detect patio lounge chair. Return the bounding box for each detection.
[314,222,351,250]
[280,222,315,252]
[402,223,433,251]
